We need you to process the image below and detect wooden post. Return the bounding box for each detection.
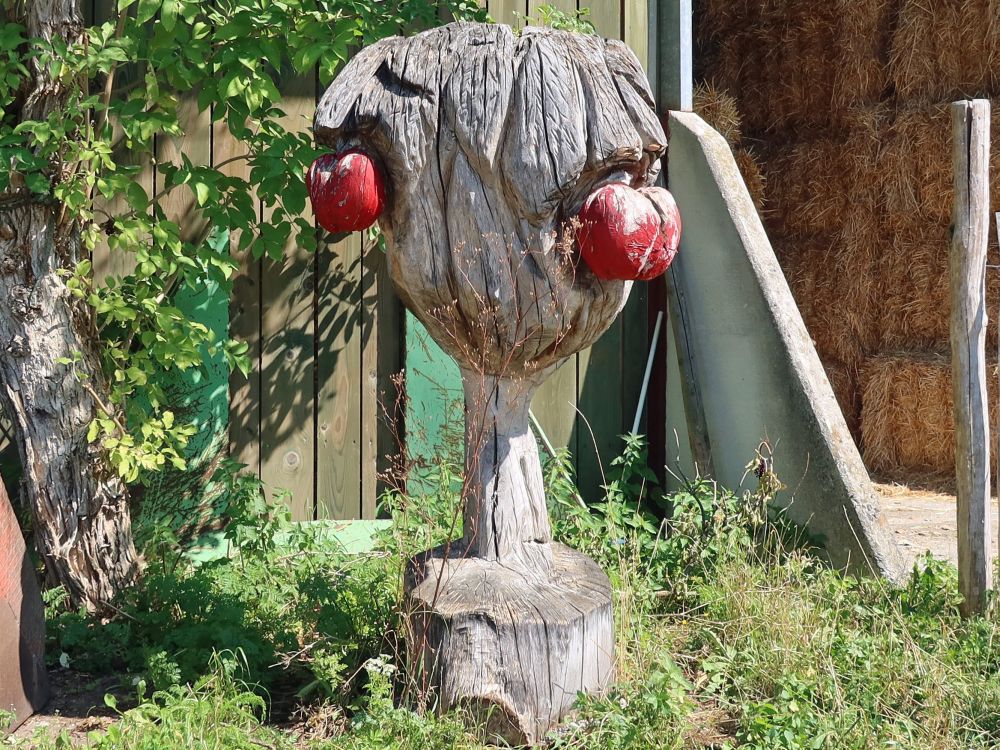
[656,0,692,112]
[951,99,993,617]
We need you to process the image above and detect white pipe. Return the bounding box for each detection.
[632,311,664,435]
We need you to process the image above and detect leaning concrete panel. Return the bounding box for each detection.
[665,111,904,580]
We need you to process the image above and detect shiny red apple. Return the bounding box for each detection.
[575,183,681,281]
[306,148,386,233]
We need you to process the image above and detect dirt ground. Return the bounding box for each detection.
[8,671,126,744]
[875,476,1000,569]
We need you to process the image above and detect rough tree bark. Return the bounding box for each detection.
[0,0,138,611]
[315,23,667,744]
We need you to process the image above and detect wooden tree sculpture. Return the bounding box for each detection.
[310,22,680,744]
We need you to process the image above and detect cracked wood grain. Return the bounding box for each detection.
[315,22,666,743]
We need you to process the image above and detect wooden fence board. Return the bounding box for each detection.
[527,0,576,22]
[359,239,385,518]
[221,121,261,479]
[316,231,363,520]
[532,357,578,458]
[622,0,654,444]
[155,96,211,242]
[587,0,622,37]
[487,0,526,27]
[92,0,148,286]
[258,73,317,520]
[624,0,649,70]
[375,258,404,500]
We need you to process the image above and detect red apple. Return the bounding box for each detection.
[306,148,386,233]
[575,183,681,281]
[635,186,681,281]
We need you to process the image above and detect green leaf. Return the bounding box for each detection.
[136,0,162,24]
[193,180,210,207]
[24,172,49,194]
[161,0,178,30]
[125,181,148,211]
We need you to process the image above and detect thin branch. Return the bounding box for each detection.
[81,380,128,436]
[94,5,129,139]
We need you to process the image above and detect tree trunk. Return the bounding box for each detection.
[0,0,139,612]
[460,370,553,571]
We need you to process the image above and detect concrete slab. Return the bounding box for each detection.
[665,111,905,581]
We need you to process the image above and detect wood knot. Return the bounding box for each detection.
[0,256,17,275]
[6,335,27,358]
[0,225,13,241]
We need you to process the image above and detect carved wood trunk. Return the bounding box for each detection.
[315,22,667,744]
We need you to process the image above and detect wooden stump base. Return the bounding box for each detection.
[405,543,615,746]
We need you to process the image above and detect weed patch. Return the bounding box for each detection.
[22,436,1000,749]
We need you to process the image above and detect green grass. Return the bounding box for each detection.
[19,437,1000,749]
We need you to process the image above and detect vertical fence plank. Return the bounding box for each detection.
[586,0,621,37]
[359,240,386,518]
[488,0,527,27]
[576,1,625,500]
[532,358,578,461]
[258,73,317,520]
[222,120,261,480]
[527,0,575,23]
[951,99,993,618]
[155,99,211,242]
[624,0,649,75]
[92,0,148,285]
[621,1,653,445]
[316,230,363,520]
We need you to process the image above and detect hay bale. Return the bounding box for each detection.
[824,359,861,441]
[774,232,876,367]
[701,1,892,133]
[734,146,766,211]
[693,83,743,146]
[860,353,999,476]
[758,108,885,237]
[881,102,1000,228]
[874,219,1000,352]
[693,83,766,211]
[889,0,1000,101]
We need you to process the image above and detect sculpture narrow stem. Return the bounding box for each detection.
[460,370,553,570]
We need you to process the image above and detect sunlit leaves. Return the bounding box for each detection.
[3,0,486,485]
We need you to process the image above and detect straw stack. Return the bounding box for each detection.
[693,83,766,210]
[881,103,1000,227]
[776,230,879,369]
[697,0,1000,478]
[889,0,1000,102]
[860,354,999,475]
[699,0,892,134]
[874,220,1000,353]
